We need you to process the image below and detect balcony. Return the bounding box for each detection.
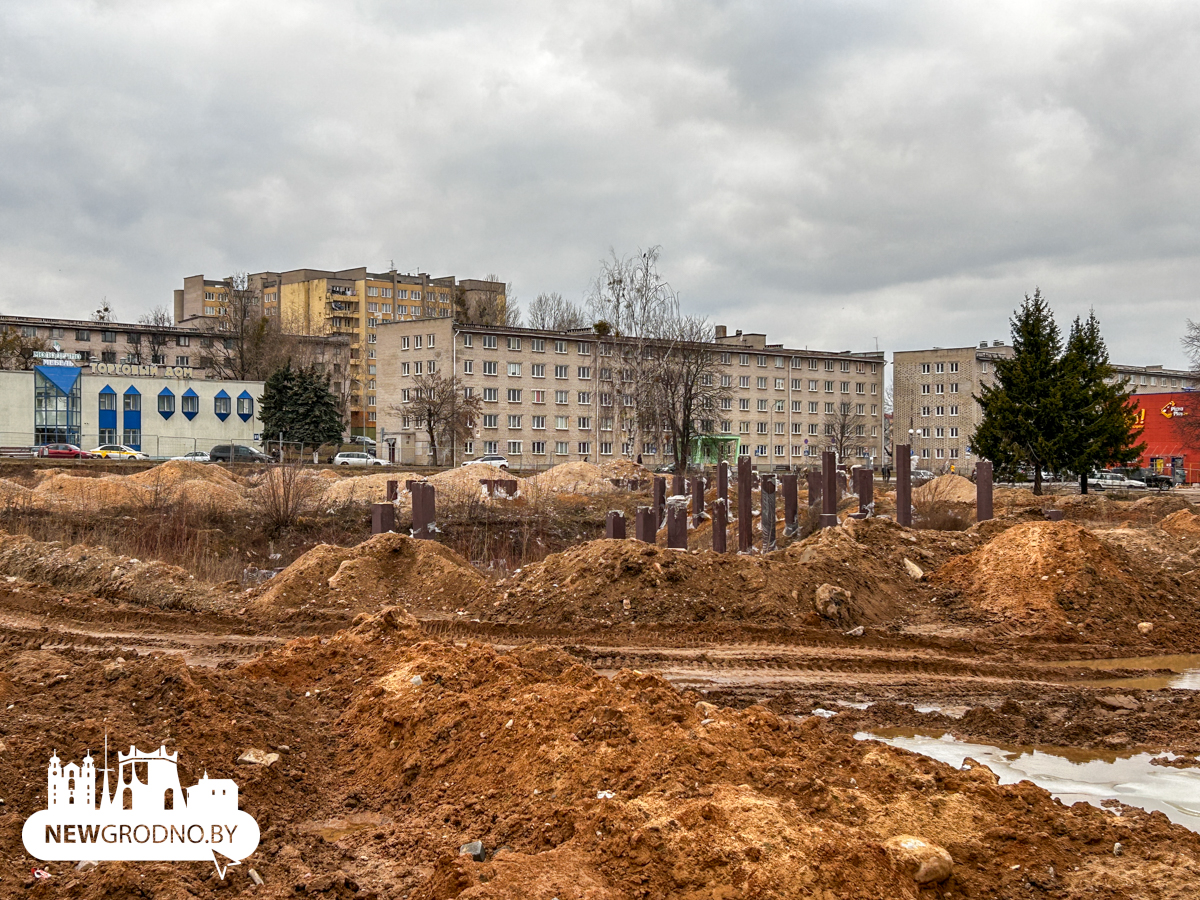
[325,300,359,314]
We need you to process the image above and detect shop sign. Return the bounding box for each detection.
[33,350,83,361]
[1161,399,1186,419]
[89,363,194,379]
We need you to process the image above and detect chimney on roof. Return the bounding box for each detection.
[979,341,987,348]
[993,340,1004,347]
[735,329,742,337]
[715,325,726,338]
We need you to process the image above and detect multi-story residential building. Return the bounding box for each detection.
[376,318,886,469]
[893,342,1198,474]
[176,268,505,437]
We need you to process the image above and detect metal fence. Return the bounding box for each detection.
[0,431,265,460]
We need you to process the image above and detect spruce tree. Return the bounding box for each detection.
[258,363,343,453]
[1060,311,1145,493]
[974,289,1063,495]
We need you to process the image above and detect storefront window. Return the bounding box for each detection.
[33,366,81,445]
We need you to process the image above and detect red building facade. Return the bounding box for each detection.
[1128,392,1198,483]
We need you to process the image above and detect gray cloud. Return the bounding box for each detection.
[1,0,1198,367]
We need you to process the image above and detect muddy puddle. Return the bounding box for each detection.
[858,729,1200,832]
[1055,653,1200,690]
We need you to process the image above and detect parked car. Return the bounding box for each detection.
[36,443,94,459]
[89,444,149,460]
[171,450,211,463]
[209,444,271,463]
[1142,472,1174,491]
[332,451,388,467]
[910,469,936,484]
[462,454,510,470]
[349,436,377,449]
[1088,471,1146,491]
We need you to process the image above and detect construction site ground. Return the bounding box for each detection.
[4,463,1200,897]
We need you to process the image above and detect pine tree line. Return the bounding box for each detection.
[973,289,1145,495]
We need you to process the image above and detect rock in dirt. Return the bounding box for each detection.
[1099,694,1140,711]
[844,625,865,637]
[248,868,264,885]
[1138,621,1154,635]
[460,840,486,862]
[237,748,281,767]
[814,583,850,619]
[74,860,97,872]
[884,834,953,884]
[903,558,925,580]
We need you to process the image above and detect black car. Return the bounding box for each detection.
[209,444,271,463]
[1143,472,1174,491]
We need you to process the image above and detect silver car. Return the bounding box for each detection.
[333,451,388,467]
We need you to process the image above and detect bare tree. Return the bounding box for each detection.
[822,400,869,464]
[527,292,588,331]
[454,276,521,327]
[138,305,174,365]
[91,299,116,323]
[587,246,680,458]
[655,316,732,474]
[391,370,482,466]
[0,327,46,370]
[198,274,296,381]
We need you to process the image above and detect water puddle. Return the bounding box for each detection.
[1054,654,1200,690]
[857,729,1200,833]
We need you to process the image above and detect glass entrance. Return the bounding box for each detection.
[34,366,82,445]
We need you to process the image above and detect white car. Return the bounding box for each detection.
[461,454,510,470]
[1088,471,1146,490]
[171,450,211,463]
[89,444,150,460]
[333,451,388,467]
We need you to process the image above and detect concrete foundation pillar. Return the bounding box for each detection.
[386,480,399,502]
[672,473,685,498]
[806,470,822,508]
[653,477,666,527]
[718,460,729,505]
[820,451,838,528]
[712,498,728,553]
[606,510,626,539]
[976,460,994,522]
[896,444,912,527]
[857,467,874,516]
[692,476,706,527]
[371,502,395,535]
[635,506,656,543]
[411,482,436,539]
[782,473,798,536]
[666,497,688,549]
[737,455,753,552]
[761,474,777,552]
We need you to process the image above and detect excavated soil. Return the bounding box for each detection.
[251,533,492,622]
[913,473,976,504]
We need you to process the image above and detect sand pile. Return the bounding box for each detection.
[932,521,1170,636]
[597,457,651,480]
[251,532,492,619]
[487,519,977,630]
[126,459,243,490]
[31,471,149,508]
[528,460,619,495]
[913,473,975,504]
[427,463,529,502]
[0,531,218,610]
[0,479,34,506]
[235,609,1200,900]
[1160,508,1200,539]
[320,471,422,506]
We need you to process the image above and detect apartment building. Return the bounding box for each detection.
[1,314,217,374]
[376,318,886,469]
[176,268,505,436]
[893,342,1198,474]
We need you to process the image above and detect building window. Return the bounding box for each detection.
[238,395,254,417]
[76,329,91,341]
[484,441,498,454]
[182,393,198,415]
[508,362,521,376]
[508,415,522,429]
[578,441,590,455]
[463,360,473,375]
[483,415,499,428]
[507,389,522,402]
[578,416,591,429]
[214,394,230,416]
[532,441,546,455]
[102,331,116,343]
[122,428,141,447]
[578,391,591,404]
[555,365,569,378]
[532,390,545,403]
[532,415,546,429]
[600,441,613,455]
[158,393,174,414]
[483,361,498,376]
[507,440,522,454]
[556,415,569,429]
[123,392,140,412]
[482,335,497,349]
[578,366,591,379]
[577,342,591,355]
[462,333,473,347]
[555,391,568,404]
[483,388,498,402]
[555,441,569,455]
[531,338,545,352]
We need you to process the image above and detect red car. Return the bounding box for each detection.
[36,443,94,459]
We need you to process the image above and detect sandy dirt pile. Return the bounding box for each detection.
[251,532,492,620]
[0,478,34,505]
[0,531,220,610]
[527,461,619,496]
[596,458,651,480]
[320,471,423,506]
[913,473,976,504]
[428,464,530,503]
[1160,508,1200,539]
[30,471,145,509]
[236,610,1200,900]
[127,458,244,490]
[486,519,978,631]
[932,520,1186,638]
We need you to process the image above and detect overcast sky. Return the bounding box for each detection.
[2,1,1198,368]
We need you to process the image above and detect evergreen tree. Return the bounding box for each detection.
[258,363,343,453]
[974,290,1064,495]
[1059,311,1145,493]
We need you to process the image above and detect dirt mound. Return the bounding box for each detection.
[913,473,975,504]
[0,531,220,610]
[252,532,492,619]
[126,459,243,489]
[487,520,977,630]
[596,457,651,480]
[0,479,34,506]
[932,521,1169,636]
[428,464,529,502]
[528,460,618,495]
[1161,508,1200,538]
[238,610,1200,900]
[31,471,146,508]
[320,471,422,506]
